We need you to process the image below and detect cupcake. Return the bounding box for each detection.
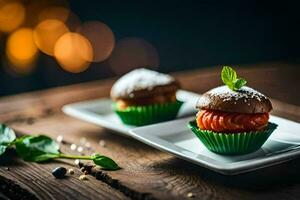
[188,66,277,155]
[111,68,183,125]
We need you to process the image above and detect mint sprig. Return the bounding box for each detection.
[221,66,247,91]
[15,135,120,170]
[0,124,16,156]
[0,125,120,170]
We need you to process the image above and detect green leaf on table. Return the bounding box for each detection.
[0,124,16,145]
[0,124,16,156]
[221,66,247,91]
[15,135,60,162]
[0,145,8,156]
[92,154,120,170]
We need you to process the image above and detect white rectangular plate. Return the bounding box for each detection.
[62,90,200,136]
[129,115,300,175]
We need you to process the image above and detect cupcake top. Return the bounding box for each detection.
[110,68,179,100]
[196,66,272,114]
[196,85,272,113]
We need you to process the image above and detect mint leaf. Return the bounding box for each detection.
[92,154,120,170]
[221,66,247,91]
[0,124,16,156]
[221,66,237,89]
[0,145,7,156]
[15,135,60,162]
[0,124,16,145]
[15,135,120,170]
[233,78,247,90]
[0,125,121,170]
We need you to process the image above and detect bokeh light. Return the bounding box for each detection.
[33,19,69,55]
[0,1,25,33]
[78,21,115,62]
[108,38,159,75]
[25,0,69,27]
[6,28,38,74]
[54,32,93,73]
[38,6,70,23]
[64,11,81,32]
[37,5,81,32]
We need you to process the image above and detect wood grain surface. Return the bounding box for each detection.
[0,62,300,200]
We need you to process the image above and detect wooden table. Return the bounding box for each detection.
[1,62,300,200]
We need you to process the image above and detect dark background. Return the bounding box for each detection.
[0,0,299,96]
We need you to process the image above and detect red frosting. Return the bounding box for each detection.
[196,110,269,133]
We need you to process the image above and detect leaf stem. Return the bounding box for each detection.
[59,154,91,160]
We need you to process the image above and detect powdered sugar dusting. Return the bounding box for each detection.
[207,85,267,102]
[111,68,175,97]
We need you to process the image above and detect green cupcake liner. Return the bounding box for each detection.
[188,120,278,155]
[113,100,183,126]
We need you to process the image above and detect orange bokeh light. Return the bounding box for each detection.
[54,32,93,73]
[38,6,70,23]
[108,38,159,75]
[65,11,81,32]
[33,19,69,55]
[25,0,69,27]
[0,1,25,33]
[6,28,38,74]
[78,21,115,62]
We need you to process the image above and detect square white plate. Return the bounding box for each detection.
[129,115,300,175]
[62,90,200,136]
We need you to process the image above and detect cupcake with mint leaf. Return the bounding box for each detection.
[111,68,183,126]
[188,66,277,155]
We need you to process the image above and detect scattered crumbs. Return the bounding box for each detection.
[79,137,87,145]
[79,175,88,181]
[234,102,237,104]
[56,135,64,143]
[94,166,101,171]
[74,159,80,165]
[244,99,247,102]
[83,170,89,175]
[26,117,35,125]
[77,146,83,153]
[70,144,77,151]
[68,168,75,175]
[99,140,106,147]
[187,192,195,198]
[85,142,91,149]
[247,103,251,106]
[44,108,53,115]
